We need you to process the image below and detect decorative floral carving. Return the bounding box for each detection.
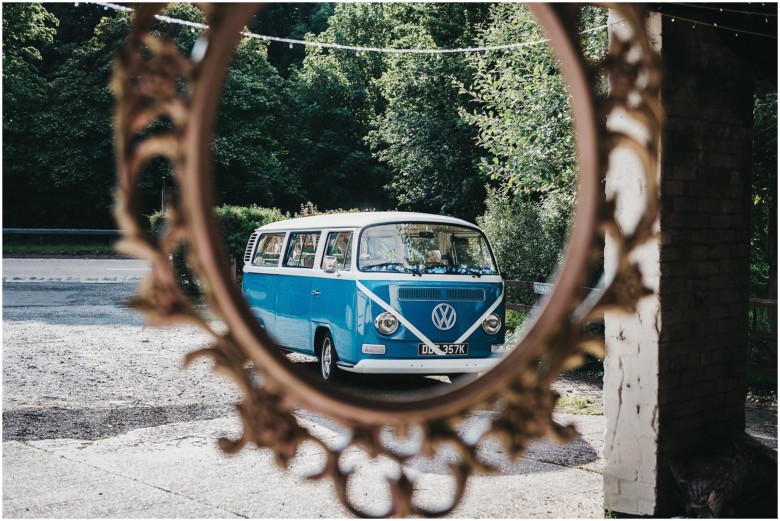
[112,3,661,516]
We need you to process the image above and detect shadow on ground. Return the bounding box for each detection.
[2,404,234,442]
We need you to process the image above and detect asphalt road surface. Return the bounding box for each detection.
[3,257,151,283]
[2,257,608,518]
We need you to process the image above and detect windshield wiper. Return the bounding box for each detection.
[408,265,424,277]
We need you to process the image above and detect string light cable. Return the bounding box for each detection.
[670,3,777,18]
[662,11,777,38]
[87,2,775,53]
[86,1,611,54]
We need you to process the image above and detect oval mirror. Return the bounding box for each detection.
[225,4,608,403]
[113,3,661,516]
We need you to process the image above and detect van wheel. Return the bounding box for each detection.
[319,332,339,382]
[447,373,479,384]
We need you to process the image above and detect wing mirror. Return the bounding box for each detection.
[323,255,338,274]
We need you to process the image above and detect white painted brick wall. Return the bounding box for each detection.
[603,9,663,517]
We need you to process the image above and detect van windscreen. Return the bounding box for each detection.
[358,223,498,276]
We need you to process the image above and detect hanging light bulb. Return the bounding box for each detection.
[289,43,294,49]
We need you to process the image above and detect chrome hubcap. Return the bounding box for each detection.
[321,339,332,379]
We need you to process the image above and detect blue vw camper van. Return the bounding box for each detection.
[242,212,505,381]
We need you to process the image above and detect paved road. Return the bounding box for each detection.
[2,258,609,517]
[3,257,151,283]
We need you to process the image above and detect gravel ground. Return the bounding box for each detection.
[2,282,240,440]
[3,276,775,518]
[3,279,609,517]
[2,281,600,440]
[4,280,775,448]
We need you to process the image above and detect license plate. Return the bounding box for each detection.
[418,343,468,356]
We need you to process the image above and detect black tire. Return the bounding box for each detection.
[319,331,339,382]
[447,373,479,384]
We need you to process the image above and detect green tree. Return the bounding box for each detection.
[1,2,57,79]
[459,4,569,200]
[368,3,489,221]
[141,4,297,214]
[214,35,300,210]
[30,7,130,227]
[38,3,106,75]
[4,3,297,226]
[284,3,394,211]
[751,88,777,300]
[478,188,570,281]
[251,3,334,77]
[461,4,607,283]
[2,3,59,226]
[286,3,492,218]
[459,4,607,204]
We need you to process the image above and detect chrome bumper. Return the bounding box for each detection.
[338,356,502,374]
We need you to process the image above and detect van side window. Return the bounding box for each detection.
[322,231,353,270]
[252,233,285,267]
[284,232,320,268]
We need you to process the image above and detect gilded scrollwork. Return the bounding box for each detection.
[112,3,662,517]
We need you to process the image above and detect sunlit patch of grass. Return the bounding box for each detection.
[555,395,603,415]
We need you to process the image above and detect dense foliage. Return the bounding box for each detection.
[149,204,288,290]
[751,88,777,301]
[478,188,570,282]
[150,204,288,263]
[367,4,489,221]
[461,5,607,281]
[2,3,775,302]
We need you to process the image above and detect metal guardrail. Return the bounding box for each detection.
[504,279,604,321]
[4,228,122,236]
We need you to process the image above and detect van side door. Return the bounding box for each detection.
[274,231,321,351]
[310,230,357,364]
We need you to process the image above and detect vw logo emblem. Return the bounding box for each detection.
[432,303,457,330]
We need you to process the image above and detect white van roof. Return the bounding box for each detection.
[256,211,477,232]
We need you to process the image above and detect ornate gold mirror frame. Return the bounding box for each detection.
[112,3,661,517]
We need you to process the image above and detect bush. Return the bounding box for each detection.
[295,201,367,217]
[149,204,288,291]
[478,188,571,283]
[214,205,288,263]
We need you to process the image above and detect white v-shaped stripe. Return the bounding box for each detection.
[454,288,505,344]
[356,279,444,355]
[355,280,504,356]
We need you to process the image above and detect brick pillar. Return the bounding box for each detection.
[603,12,754,517]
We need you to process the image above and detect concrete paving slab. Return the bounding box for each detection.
[2,440,245,518]
[3,414,606,518]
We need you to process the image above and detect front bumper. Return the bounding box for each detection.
[336,356,502,374]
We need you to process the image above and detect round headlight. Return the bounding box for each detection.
[482,313,501,335]
[375,312,399,335]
